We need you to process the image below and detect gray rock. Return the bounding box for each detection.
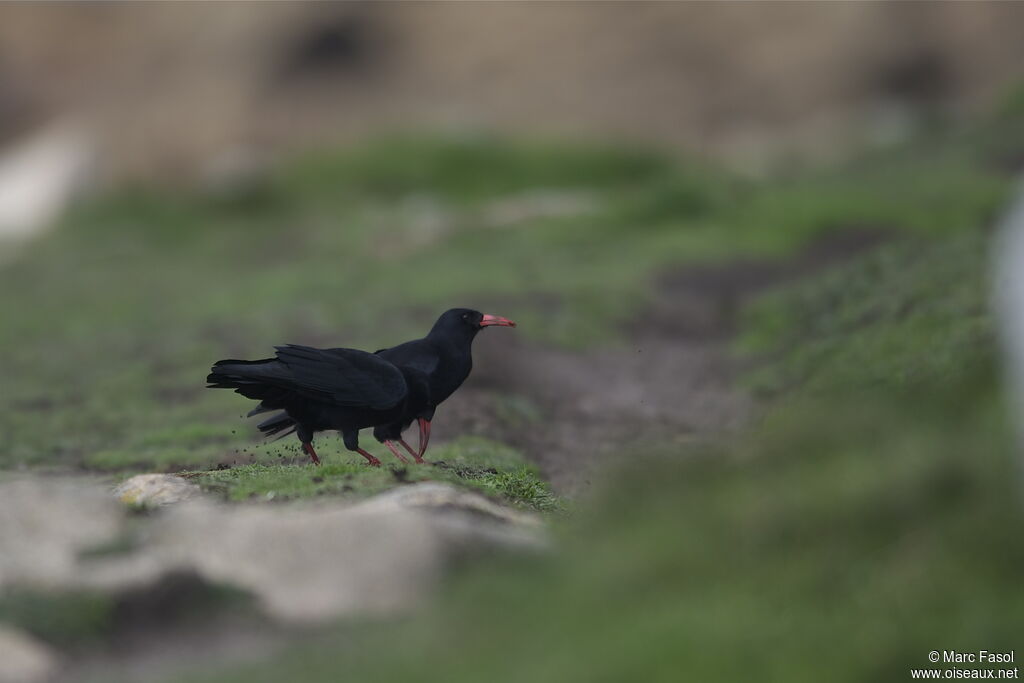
[128,483,545,622]
[359,482,546,551]
[149,498,445,622]
[0,477,546,625]
[113,474,203,507]
[0,478,123,587]
[0,626,58,683]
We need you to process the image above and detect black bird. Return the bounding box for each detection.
[372,308,516,462]
[207,344,430,466]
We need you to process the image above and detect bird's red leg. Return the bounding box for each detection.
[417,418,432,459]
[301,442,321,466]
[355,448,382,467]
[398,438,425,464]
[383,440,410,464]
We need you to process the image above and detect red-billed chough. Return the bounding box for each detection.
[372,308,516,462]
[206,344,430,466]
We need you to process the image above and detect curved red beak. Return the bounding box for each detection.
[480,314,516,328]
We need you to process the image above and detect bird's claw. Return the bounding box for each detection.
[302,443,322,466]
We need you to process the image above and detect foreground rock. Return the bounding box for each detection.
[0,478,122,587]
[0,477,546,628]
[113,474,203,507]
[0,626,58,683]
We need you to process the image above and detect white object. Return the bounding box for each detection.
[0,122,92,243]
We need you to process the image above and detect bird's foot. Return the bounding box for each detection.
[384,441,410,464]
[398,439,426,464]
[302,443,322,466]
[356,448,382,467]
[416,418,432,460]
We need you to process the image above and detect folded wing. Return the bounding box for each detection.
[207,344,407,411]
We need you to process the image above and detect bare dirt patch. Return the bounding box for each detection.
[436,230,889,494]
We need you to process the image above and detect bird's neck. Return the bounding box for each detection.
[425,333,474,392]
[426,329,478,353]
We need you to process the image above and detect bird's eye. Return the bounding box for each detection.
[462,313,469,320]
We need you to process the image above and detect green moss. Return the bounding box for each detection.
[0,121,1018,474]
[0,590,116,648]
[189,436,559,512]
[0,578,258,652]
[277,135,675,203]
[478,467,563,512]
[165,119,1024,683]
[738,229,994,396]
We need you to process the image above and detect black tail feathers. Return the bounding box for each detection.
[256,411,297,439]
[206,358,275,386]
[205,358,289,403]
[207,358,297,439]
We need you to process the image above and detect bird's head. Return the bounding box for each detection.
[428,308,516,343]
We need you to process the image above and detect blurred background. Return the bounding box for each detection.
[1,3,1023,682]
[3,2,1024,183]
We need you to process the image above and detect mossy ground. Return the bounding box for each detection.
[189,436,560,512]
[1,120,1017,477]
[158,121,1024,679]
[3,101,1024,679]
[0,577,256,652]
[0,589,116,649]
[166,220,1023,682]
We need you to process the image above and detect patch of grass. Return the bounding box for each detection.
[278,135,676,204]
[738,228,994,396]
[77,531,141,561]
[1,123,1018,472]
[0,589,116,648]
[479,467,563,512]
[86,445,225,471]
[0,575,258,652]
[195,462,409,502]
[488,393,543,428]
[190,436,559,513]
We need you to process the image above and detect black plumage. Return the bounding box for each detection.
[372,308,516,462]
[207,344,430,466]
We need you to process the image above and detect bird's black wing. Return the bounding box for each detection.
[375,339,441,376]
[274,345,408,410]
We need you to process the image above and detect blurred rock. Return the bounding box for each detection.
[0,122,92,247]
[362,481,542,527]
[147,496,449,622]
[0,478,123,587]
[113,474,203,507]
[359,482,545,550]
[0,626,58,683]
[134,482,544,622]
[0,477,545,625]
